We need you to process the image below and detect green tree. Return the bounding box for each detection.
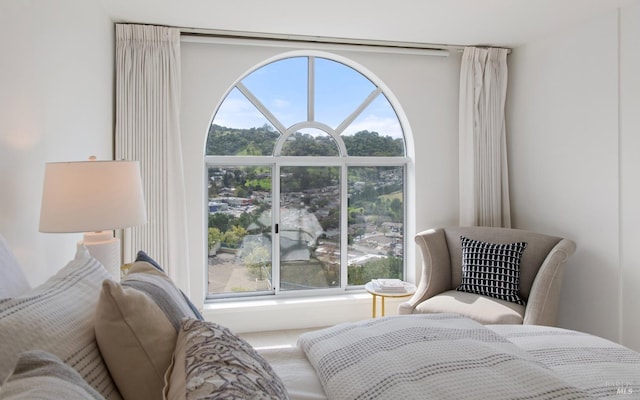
[390,198,403,221]
[348,256,402,285]
[209,213,233,233]
[207,125,403,158]
[222,225,247,248]
[343,131,404,156]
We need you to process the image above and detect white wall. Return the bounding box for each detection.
[0,0,114,286]
[619,3,640,352]
[508,6,640,350]
[180,40,461,330]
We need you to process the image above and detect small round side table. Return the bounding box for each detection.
[364,281,417,318]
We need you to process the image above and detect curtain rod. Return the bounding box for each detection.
[179,27,478,55]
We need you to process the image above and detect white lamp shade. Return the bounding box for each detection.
[39,160,147,233]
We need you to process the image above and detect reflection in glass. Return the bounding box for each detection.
[280,166,340,290]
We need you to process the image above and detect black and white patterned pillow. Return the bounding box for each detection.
[456,236,527,305]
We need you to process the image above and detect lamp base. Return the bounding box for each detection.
[81,231,120,280]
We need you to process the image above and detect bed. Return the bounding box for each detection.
[260,314,640,400]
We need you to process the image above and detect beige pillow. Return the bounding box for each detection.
[95,280,176,400]
[95,261,202,400]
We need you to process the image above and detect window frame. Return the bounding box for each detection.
[204,54,409,301]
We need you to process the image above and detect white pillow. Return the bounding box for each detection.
[0,253,122,400]
[0,234,30,299]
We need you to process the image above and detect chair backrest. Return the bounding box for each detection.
[442,226,562,301]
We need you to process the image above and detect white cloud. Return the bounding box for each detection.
[213,97,269,129]
[342,114,403,139]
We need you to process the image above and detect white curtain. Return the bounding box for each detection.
[459,47,511,228]
[115,24,190,291]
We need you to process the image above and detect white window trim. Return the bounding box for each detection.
[205,158,407,300]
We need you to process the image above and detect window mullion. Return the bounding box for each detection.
[340,164,349,289]
[308,56,314,122]
[335,87,382,135]
[272,163,281,294]
[236,82,287,134]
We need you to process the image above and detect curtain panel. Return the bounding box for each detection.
[459,47,511,228]
[115,24,190,292]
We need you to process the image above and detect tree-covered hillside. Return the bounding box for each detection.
[206,124,404,157]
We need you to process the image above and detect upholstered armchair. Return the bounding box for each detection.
[398,226,576,326]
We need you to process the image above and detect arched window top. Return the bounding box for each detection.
[206,56,405,157]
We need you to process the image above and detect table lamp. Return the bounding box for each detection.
[39,157,147,280]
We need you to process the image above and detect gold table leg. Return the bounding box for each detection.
[372,294,377,318]
[371,294,387,318]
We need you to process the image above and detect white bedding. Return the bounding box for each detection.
[261,315,640,400]
[488,324,640,398]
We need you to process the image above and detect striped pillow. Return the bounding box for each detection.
[0,252,122,400]
[0,350,105,400]
[94,261,202,400]
[134,250,203,319]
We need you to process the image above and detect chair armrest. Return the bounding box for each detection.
[523,238,576,326]
[399,228,453,314]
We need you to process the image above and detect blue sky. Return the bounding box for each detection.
[212,57,403,139]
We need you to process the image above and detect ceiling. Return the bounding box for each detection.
[98,0,639,48]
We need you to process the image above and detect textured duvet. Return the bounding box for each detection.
[297,314,640,400]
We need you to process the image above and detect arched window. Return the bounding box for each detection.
[205,55,407,298]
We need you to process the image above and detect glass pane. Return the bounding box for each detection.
[241,57,307,130]
[342,93,404,156]
[315,58,376,129]
[347,166,404,285]
[280,128,340,156]
[279,166,340,290]
[208,88,279,156]
[207,166,273,295]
